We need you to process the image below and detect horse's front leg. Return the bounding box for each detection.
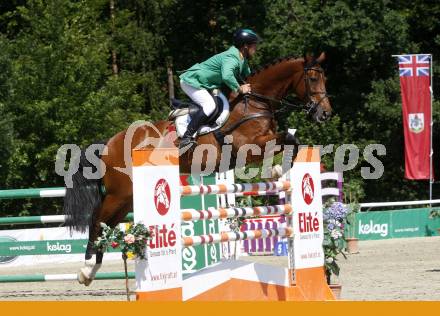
[275,129,300,174]
[253,129,299,156]
[252,130,300,178]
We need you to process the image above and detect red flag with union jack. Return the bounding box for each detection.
[397,54,432,179]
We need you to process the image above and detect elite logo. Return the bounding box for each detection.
[301,173,314,205]
[154,178,171,216]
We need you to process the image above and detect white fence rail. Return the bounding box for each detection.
[360,199,440,209]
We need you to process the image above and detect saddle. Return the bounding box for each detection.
[168,91,229,137]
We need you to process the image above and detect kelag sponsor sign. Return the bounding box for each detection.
[352,208,440,240]
[0,227,121,266]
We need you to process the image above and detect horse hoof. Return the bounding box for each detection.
[77,271,93,286]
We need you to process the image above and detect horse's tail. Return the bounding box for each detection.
[64,141,107,233]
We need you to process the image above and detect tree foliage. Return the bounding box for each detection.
[0,0,438,217]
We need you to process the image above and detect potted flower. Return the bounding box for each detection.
[322,201,354,298]
[95,222,152,301]
[344,203,360,254]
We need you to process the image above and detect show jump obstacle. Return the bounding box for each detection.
[132,147,334,301]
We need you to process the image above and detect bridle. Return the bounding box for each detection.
[302,64,330,116]
[245,62,329,116]
[213,61,329,145]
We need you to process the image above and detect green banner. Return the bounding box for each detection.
[0,239,121,256]
[351,208,440,240]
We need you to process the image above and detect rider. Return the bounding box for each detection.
[178,28,262,150]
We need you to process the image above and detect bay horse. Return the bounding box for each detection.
[63,53,332,285]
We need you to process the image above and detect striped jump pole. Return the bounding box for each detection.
[234,190,287,197]
[180,180,291,196]
[181,227,293,247]
[180,204,292,222]
[0,272,135,283]
[0,215,67,225]
[0,204,288,226]
[0,185,104,200]
[0,213,134,226]
[0,187,66,199]
[1,204,289,226]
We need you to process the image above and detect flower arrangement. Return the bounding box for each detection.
[322,201,357,284]
[95,222,152,301]
[95,222,152,259]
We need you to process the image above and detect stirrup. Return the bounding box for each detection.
[179,137,197,154]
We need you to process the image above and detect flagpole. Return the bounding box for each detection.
[429,54,433,205]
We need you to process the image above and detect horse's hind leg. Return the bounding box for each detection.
[78,228,103,286]
[78,194,127,286]
[106,200,132,229]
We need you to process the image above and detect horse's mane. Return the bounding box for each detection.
[246,55,301,80]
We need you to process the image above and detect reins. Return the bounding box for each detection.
[241,64,329,116]
[213,60,329,145]
[245,92,306,112]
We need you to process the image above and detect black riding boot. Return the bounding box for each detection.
[179,108,208,152]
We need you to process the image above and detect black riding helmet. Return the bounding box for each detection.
[233,28,262,48]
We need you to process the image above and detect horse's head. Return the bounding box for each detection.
[297,52,332,123]
[245,54,332,123]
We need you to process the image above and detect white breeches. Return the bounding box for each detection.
[180,81,227,116]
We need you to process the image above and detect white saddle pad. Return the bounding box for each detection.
[175,94,230,138]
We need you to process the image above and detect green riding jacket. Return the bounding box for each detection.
[179,46,251,92]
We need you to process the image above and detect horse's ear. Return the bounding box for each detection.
[304,52,314,64]
[316,52,326,64]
